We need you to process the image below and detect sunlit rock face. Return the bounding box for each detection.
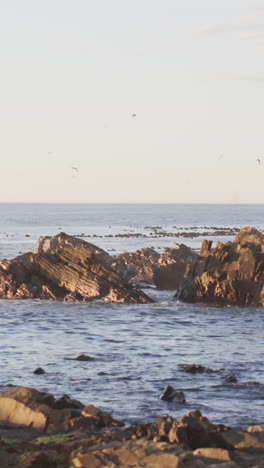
[177,227,264,306]
[0,232,153,304]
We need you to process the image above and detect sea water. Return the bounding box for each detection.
[0,203,263,429]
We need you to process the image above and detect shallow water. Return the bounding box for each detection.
[0,203,263,429]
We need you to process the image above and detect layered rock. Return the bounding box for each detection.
[177,227,264,306]
[0,233,152,303]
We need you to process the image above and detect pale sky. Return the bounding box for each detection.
[1,0,264,203]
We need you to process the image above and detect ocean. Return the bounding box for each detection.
[0,203,263,429]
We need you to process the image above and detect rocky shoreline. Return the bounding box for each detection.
[0,227,263,306]
[0,385,263,467]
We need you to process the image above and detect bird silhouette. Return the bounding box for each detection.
[256,158,261,165]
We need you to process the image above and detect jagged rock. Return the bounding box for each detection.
[177,227,264,306]
[153,243,198,290]
[0,233,153,304]
[111,248,160,284]
[111,243,197,290]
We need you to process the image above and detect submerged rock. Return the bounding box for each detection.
[0,233,153,304]
[179,364,215,374]
[177,227,264,306]
[33,367,46,375]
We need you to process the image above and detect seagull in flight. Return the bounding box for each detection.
[256,158,261,165]
[72,166,79,177]
[131,113,136,117]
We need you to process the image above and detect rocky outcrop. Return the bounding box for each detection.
[0,389,264,467]
[111,247,160,284]
[0,233,152,303]
[177,227,264,306]
[153,243,198,289]
[112,243,197,290]
[0,386,121,433]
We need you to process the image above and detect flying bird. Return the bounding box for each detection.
[71,166,79,177]
[256,158,261,165]
[131,113,136,117]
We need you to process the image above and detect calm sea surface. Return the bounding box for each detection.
[0,203,263,429]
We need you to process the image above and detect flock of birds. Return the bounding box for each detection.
[48,115,261,178]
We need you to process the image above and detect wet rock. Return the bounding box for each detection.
[0,232,153,304]
[179,364,215,374]
[65,354,95,362]
[159,385,186,403]
[33,367,46,375]
[177,227,264,306]
[224,374,238,383]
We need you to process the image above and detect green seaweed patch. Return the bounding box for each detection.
[33,434,69,445]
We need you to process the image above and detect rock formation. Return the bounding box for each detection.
[0,233,152,303]
[0,387,264,467]
[111,247,160,284]
[112,243,197,290]
[153,243,198,289]
[177,227,264,306]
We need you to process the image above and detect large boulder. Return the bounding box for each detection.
[0,233,152,303]
[153,243,198,290]
[177,227,264,306]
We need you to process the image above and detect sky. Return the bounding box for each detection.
[1,0,264,203]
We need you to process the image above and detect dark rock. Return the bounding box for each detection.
[33,368,46,375]
[159,385,186,403]
[66,354,95,362]
[177,227,264,306]
[153,243,198,290]
[0,233,153,304]
[179,364,215,374]
[224,374,238,383]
